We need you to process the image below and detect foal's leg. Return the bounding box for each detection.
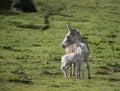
[85,55,91,79]
[61,65,69,78]
[72,64,75,76]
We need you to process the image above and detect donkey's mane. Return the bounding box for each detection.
[73,29,90,51]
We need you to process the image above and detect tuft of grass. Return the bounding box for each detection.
[8,70,33,84]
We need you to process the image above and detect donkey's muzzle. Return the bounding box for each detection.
[62,44,66,49]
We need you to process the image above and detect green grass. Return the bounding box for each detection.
[0,0,120,91]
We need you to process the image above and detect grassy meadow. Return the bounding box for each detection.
[0,0,120,91]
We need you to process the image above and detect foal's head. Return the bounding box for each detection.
[61,23,82,49]
[65,43,77,54]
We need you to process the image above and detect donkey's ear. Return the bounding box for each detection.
[70,32,74,36]
[66,23,73,32]
[77,29,80,33]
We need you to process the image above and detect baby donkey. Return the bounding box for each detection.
[61,43,88,79]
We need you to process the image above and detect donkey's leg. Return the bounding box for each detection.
[76,62,80,79]
[69,64,72,77]
[85,55,91,79]
[80,61,84,79]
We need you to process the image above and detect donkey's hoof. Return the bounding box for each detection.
[88,77,91,79]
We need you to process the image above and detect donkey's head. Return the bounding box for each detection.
[61,23,82,49]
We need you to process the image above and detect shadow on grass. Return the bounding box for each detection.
[17,23,42,30]
[98,62,120,73]
[0,11,20,16]
[109,78,120,82]
[98,77,120,82]
[8,78,33,85]
[40,69,62,76]
[95,70,110,75]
